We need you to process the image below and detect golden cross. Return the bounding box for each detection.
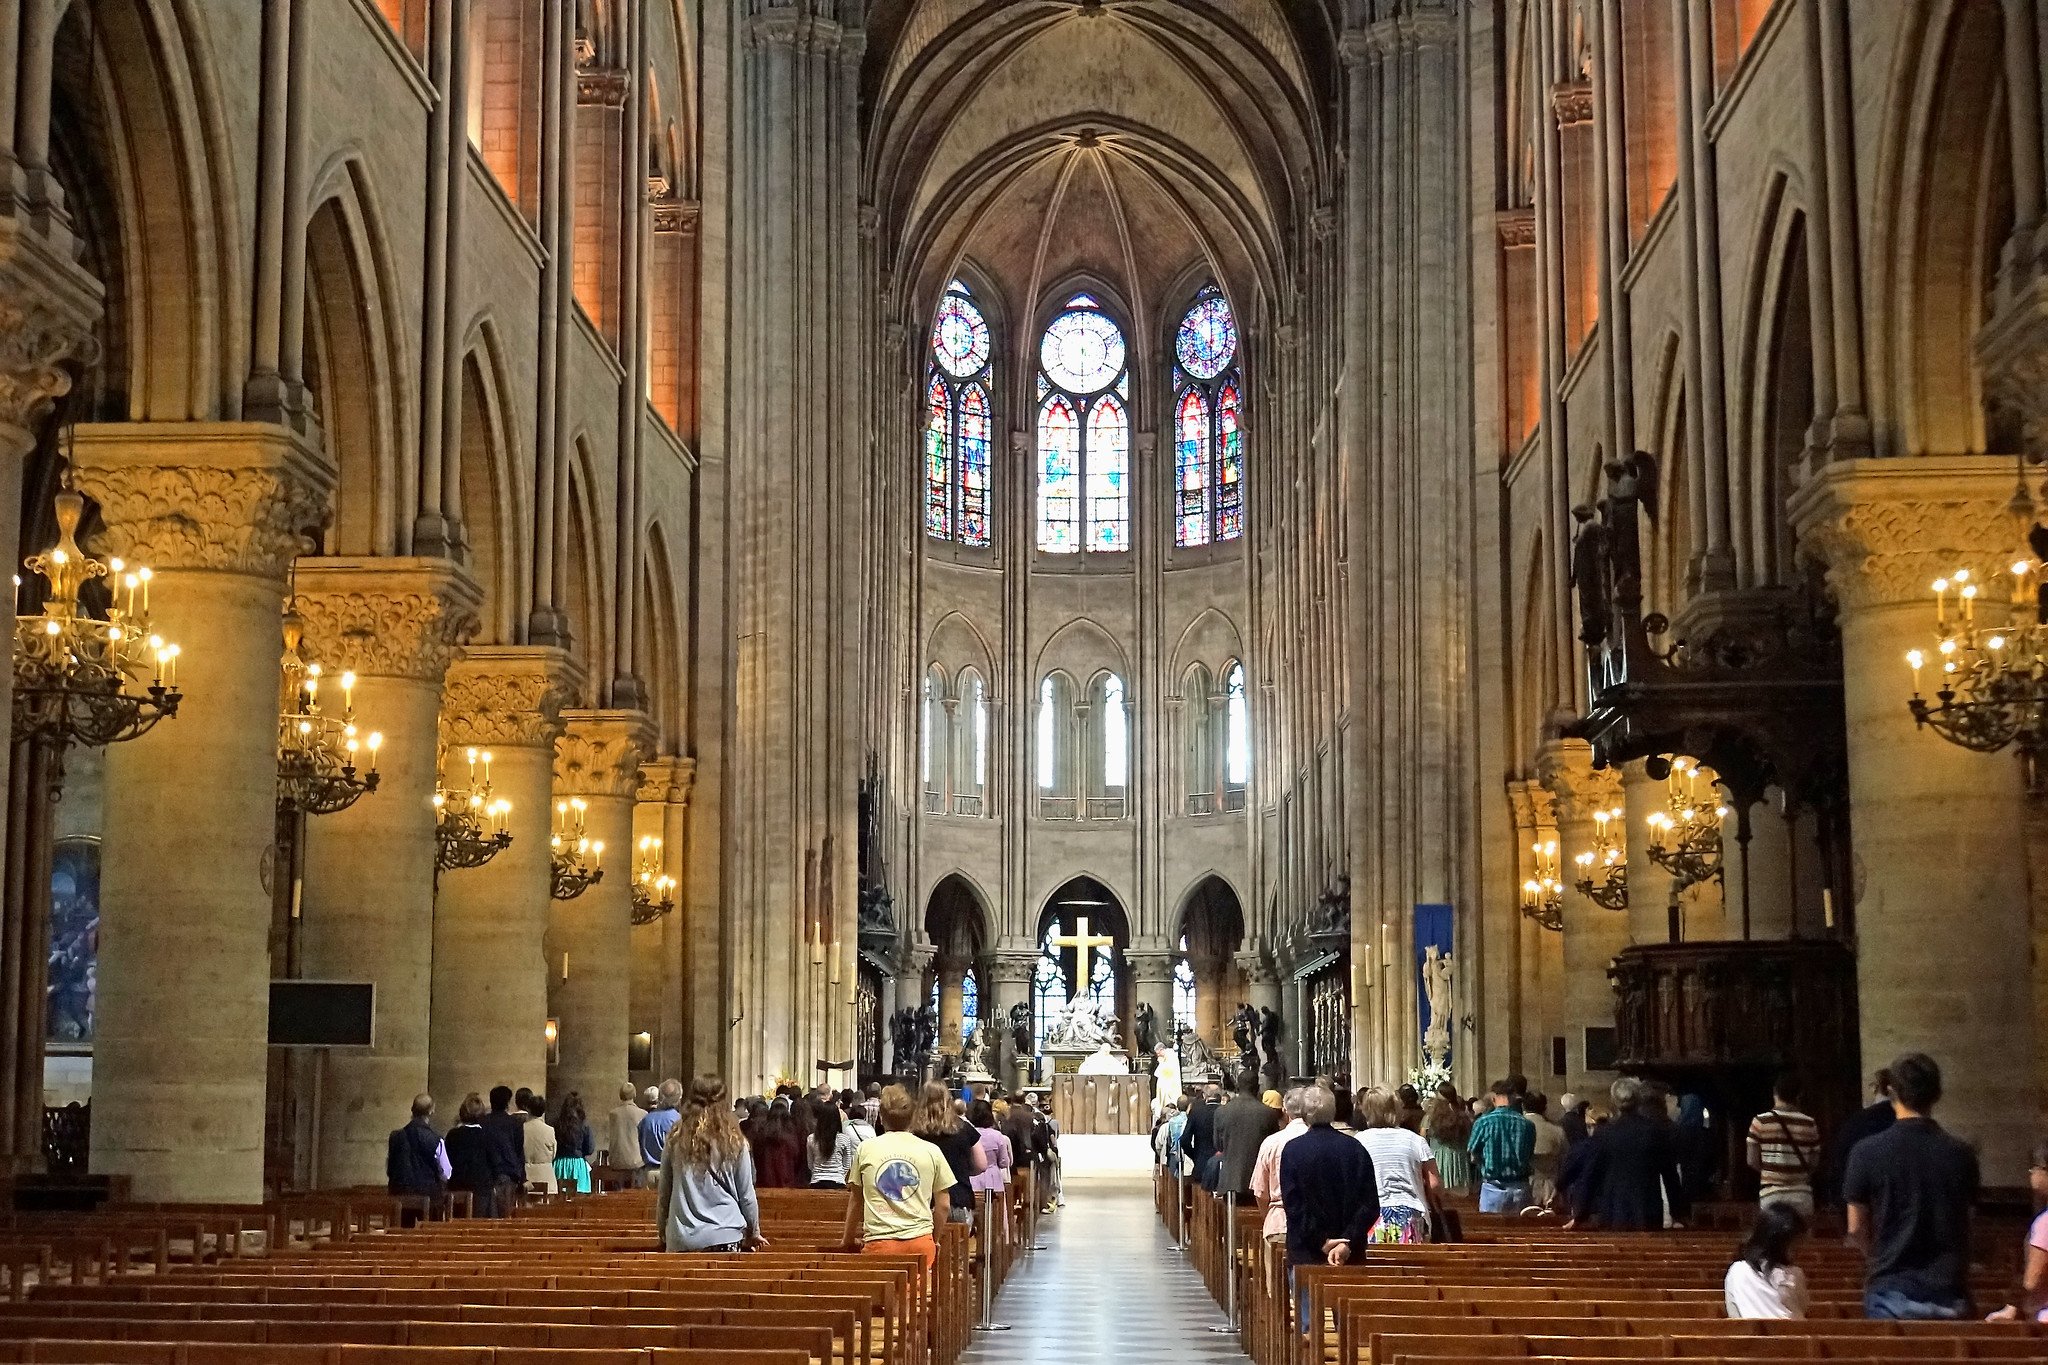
[1048,915,1116,1000]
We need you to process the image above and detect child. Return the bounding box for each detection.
[1723,1200,1809,1319]
[1987,1138,2048,1323]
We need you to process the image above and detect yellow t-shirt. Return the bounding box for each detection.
[851,1131,948,1242]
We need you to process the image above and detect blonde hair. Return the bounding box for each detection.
[667,1074,746,1170]
[1358,1086,1402,1130]
[911,1081,958,1139]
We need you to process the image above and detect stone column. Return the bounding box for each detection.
[891,943,934,1073]
[429,647,580,1110]
[637,756,694,1081]
[1127,949,1175,1060]
[986,950,1037,1088]
[1791,457,2037,1182]
[1190,951,1227,1047]
[1537,737,1624,1099]
[1237,947,1281,1019]
[295,558,479,1188]
[74,422,333,1202]
[549,709,652,1113]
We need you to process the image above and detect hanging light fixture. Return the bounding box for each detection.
[1520,838,1563,932]
[275,610,380,816]
[1905,552,2048,784]
[13,479,181,747]
[434,746,512,870]
[631,834,676,925]
[1645,757,1725,887]
[1571,804,1629,910]
[549,797,602,900]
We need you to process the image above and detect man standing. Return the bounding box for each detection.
[1215,1069,1282,1197]
[1279,1086,1380,1333]
[1525,1093,1566,1208]
[386,1093,450,1209]
[1826,1069,1895,1207]
[842,1083,950,1271]
[1467,1080,1535,1213]
[1250,1088,1308,1250]
[608,1083,649,1186]
[1180,1083,1224,1192]
[639,1079,684,1168]
[1747,1073,1823,1218]
[1844,1054,1980,1320]
[480,1086,528,1215]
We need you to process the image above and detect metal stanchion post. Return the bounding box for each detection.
[975,1189,1010,1332]
[1175,1168,1187,1250]
[1207,1191,1239,1334]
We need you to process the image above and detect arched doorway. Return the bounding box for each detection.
[1032,876,1132,1057]
[922,873,990,1055]
[1174,875,1245,1049]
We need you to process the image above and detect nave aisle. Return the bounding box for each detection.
[963,1174,1249,1364]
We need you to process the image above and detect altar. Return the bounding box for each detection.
[1049,1071,1153,1136]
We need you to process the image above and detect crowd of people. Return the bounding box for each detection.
[384,1074,1065,1270]
[1147,1051,2048,1328]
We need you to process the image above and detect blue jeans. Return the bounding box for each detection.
[1864,1288,1969,1321]
[1478,1179,1531,1214]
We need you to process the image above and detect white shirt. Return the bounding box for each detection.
[1723,1261,1807,1320]
[1357,1126,1435,1214]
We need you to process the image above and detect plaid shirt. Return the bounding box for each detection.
[1467,1104,1535,1183]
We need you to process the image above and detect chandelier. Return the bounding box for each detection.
[630,835,677,926]
[1571,804,1629,910]
[1645,756,1725,887]
[434,746,511,870]
[13,483,181,747]
[1905,558,2048,783]
[275,610,380,816]
[1520,838,1563,932]
[549,797,602,900]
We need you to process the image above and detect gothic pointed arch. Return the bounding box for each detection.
[455,324,530,643]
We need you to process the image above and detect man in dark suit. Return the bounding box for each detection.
[1179,1082,1225,1191]
[385,1093,448,1218]
[1567,1076,1687,1230]
[1214,1068,1282,1196]
[1279,1084,1380,1334]
[481,1085,529,1217]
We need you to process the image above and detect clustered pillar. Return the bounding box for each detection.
[1538,736,1626,1101]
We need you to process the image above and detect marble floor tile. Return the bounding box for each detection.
[962,1176,1249,1363]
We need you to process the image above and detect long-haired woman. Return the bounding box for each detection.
[806,1096,860,1190]
[749,1097,809,1188]
[552,1092,594,1194]
[911,1082,986,1223]
[656,1075,767,1253]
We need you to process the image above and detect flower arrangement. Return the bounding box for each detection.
[1408,1060,1453,1094]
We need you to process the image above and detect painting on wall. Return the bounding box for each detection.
[48,836,100,1045]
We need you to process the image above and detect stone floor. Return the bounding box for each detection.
[962,1174,1248,1363]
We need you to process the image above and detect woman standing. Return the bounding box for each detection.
[1423,1082,1473,1193]
[969,1099,1013,1205]
[521,1091,558,1194]
[805,1097,861,1190]
[656,1075,768,1253]
[552,1093,595,1194]
[443,1093,499,1216]
[1356,1087,1442,1244]
[912,1082,986,1223]
[749,1098,809,1188]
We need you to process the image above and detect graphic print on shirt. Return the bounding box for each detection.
[875,1157,924,1203]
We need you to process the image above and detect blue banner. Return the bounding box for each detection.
[1413,904,1455,1069]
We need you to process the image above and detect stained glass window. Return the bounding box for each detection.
[1176,389,1212,548]
[1170,285,1246,547]
[1102,673,1128,789]
[925,284,994,546]
[1032,941,1064,1048]
[1036,300,1132,553]
[1173,935,1197,1035]
[1225,662,1250,787]
[1085,948,1116,1016]
[961,968,979,1038]
[967,672,988,790]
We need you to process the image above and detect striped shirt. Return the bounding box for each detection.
[1746,1107,1821,1194]
[1467,1104,1535,1183]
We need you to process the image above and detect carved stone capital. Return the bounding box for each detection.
[0,216,102,442]
[1787,456,2026,614]
[652,199,700,236]
[290,557,482,683]
[1498,208,1537,248]
[986,951,1041,989]
[556,707,656,800]
[576,66,629,108]
[1552,81,1595,126]
[745,5,840,53]
[638,754,697,806]
[1234,950,1279,986]
[1506,776,1556,834]
[70,422,335,580]
[1125,950,1176,987]
[1535,737,1619,825]
[441,645,584,751]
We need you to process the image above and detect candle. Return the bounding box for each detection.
[366,732,382,773]
[137,566,151,613]
[466,747,479,784]
[1822,887,1835,929]
[1907,649,1924,694]
[341,671,355,716]
[590,840,603,868]
[1934,577,1948,624]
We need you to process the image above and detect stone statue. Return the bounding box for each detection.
[1044,994,1114,1050]
[1230,1003,1260,1075]
[1258,1006,1285,1088]
[1421,945,1455,1068]
[959,1026,993,1079]
[888,1007,916,1075]
[913,1003,938,1061]
[1569,504,1610,647]
[1177,1022,1224,1083]
[1007,1000,1033,1057]
[1133,1002,1159,1058]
